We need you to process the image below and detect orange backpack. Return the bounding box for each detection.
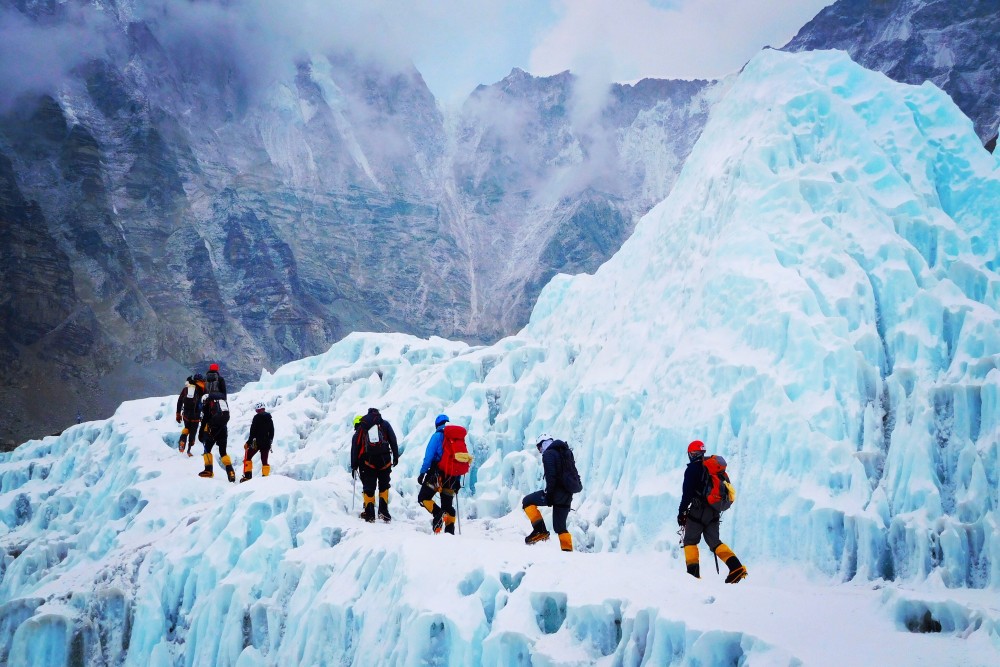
[702,455,736,512]
[439,425,473,477]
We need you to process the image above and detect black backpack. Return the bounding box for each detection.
[180,383,201,416]
[359,422,391,461]
[556,441,583,493]
[205,371,224,396]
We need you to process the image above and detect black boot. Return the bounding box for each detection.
[360,503,376,523]
[724,556,747,583]
[240,458,252,483]
[222,455,236,483]
[378,500,392,523]
[431,507,444,533]
[525,520,550,545]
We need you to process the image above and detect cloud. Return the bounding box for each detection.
[529,0,834,82]
[0,0,835,117]
[134,1,415,99]
[0,5,119,111]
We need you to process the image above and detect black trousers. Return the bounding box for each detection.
[180,419,199,448]
[246,443,270,465]
[418,470,461,520]
[682,502,722,550]
[359,464,391,502]
[202,427,228,458]
[523,490,570,533]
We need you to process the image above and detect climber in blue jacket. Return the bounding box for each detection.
[417,414,460,534]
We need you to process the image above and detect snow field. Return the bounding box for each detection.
[1,396,997,666]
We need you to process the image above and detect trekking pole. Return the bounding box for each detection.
[352,473,357,511]
[714,551,720,574]
[456,475,463,535]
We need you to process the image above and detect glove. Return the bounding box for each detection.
[175,412,182,424]
[417,473,426,486]
[392,455,399,468]
[677,513,687,527]
[351,468,357,481]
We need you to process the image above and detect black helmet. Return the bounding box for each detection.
[193,373,205,382]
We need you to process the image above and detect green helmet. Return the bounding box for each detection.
[353,415,363,426]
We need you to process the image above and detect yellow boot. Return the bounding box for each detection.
[360,494,376,522]
[421,499,443,532]
[684,545,700,578]
[378,490,391,522]
[222,455,236,483]
[261,465,270,477]
[524,505,549,544]
[198,453,214,478]
[558,532,573,552]
[715,544,747,583]
[240,457,253,483]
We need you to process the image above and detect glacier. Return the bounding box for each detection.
[1,48,999,666]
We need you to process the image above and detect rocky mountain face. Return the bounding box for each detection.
[784,0,1000,147]
[0,0,717,442]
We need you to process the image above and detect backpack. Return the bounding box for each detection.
[205,371,224,395]
[702,455,735,512]
[359,423,391,461]
[438,425,473,477]
[556,442,583,493]
[182,383,204,416]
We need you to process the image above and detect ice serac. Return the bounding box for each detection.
[526,46,1000,581]
[784,0,1000,145]
[1,49,999,665]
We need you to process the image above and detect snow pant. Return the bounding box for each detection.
[179,418,199,451]
[359,463,392,519]
[200,427,235,480]
[523,490,572,551]
[203,427,228,458]
[682,502,742,579]
[418,470,461,534]
[242,442,271,479]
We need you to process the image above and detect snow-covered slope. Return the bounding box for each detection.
[2,48,999,665]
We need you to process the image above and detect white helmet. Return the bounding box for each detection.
[254,402,266,412]
[535,433,554,451]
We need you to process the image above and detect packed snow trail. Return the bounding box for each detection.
[2,47,1000,665]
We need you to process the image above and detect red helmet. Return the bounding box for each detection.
[687,440,706,461]
[208,363,220,372]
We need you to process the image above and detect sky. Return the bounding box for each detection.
[0,0,836,109]
[398,0,837,104]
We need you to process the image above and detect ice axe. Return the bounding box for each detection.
[351,470,357,512]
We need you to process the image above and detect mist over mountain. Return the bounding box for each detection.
[0,0,716,442]
[4,0,997,445]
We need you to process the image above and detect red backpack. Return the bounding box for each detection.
[439,425,473,477]
[702,455,736,512]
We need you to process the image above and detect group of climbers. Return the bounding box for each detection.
[344,408,744,581]
[174,363,274,484]
[177,373,745,581]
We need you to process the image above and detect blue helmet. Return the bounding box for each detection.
[435,414,449,428]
